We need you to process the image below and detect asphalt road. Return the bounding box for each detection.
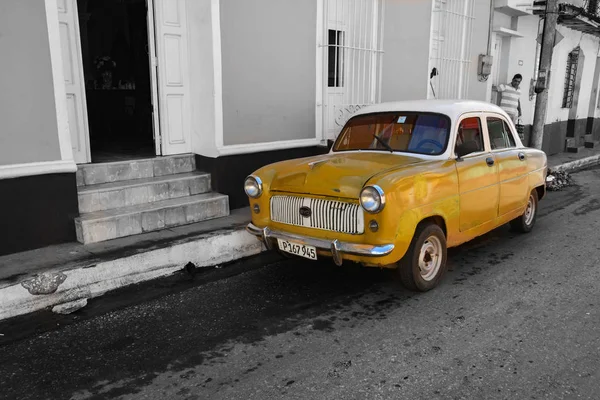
[1,167,600,400]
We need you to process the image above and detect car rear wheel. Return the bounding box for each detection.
[510,190,538,233]
[397,222,447,292]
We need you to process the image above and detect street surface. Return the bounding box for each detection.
[1,167,600,400]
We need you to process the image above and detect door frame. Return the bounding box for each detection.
[146,0,162,156]
[59,0,163,163]
[490,34,503,105]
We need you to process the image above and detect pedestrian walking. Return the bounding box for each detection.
[495,74,522,125]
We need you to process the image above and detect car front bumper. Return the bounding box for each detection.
[246,223,395,266]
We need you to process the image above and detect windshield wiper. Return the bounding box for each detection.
[372,134,394,153]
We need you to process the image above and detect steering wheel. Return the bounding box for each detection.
[414,139,444,153]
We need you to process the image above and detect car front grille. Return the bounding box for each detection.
[270,195,364,235]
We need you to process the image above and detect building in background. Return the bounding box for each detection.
[1,0,600,256]
[531,0,600,154]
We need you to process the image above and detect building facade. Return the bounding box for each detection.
[1,0,600,256]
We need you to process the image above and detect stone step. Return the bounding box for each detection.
[565,137,583,153]
[78,172,211,213]
[584,140,600,149]
[76,154,196,187]
[75,193,229,244]
[566,145,584,153]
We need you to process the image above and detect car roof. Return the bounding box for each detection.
[353,100,508,120]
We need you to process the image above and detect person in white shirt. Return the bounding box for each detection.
[495,74,522,124]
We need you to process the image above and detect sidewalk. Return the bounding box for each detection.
[547,147,600,173]
[2,147,600,322]
[0,208,263,321]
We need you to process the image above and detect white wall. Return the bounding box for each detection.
[219,0,317,146]
[467,0,494,102]
[380,0,432,101]
[0,0,61,166]
[491,11,513,90]
[546,25,600,124]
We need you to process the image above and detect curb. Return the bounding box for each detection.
[0,228,264,321]
[550,154,600,174]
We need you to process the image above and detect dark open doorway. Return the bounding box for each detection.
[78,0,156,163]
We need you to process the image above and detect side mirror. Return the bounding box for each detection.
[455,141,480,159]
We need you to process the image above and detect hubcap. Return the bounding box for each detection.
[524,194,536,226]
[418,235,443,281]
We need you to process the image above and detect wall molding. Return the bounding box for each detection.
[0,160,77,180]
[217,138,325,156]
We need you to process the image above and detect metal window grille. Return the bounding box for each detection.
[429,0,476,99]
[563,47,580,108]
[321,0,385,140]
[589,0,598,16]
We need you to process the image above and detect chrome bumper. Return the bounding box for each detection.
[246,223,394,266]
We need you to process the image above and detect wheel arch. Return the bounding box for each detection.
[534,184,546,201]
[417,215,447,238]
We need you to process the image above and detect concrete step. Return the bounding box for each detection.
[75,193,230,244]
[566,146,584,153]
[565,137,584,153]
[78,172,211,213]
[76,154,196,187]
[584,140,600,149]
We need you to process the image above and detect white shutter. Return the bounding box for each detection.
[153,0,192,155]
[57,0,90,163]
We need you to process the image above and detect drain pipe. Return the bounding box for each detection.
[487,0,495,55]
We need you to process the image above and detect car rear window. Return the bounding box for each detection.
[333,112,451,155]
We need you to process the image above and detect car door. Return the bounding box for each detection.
[485,114,529,217]
[454,115,500,232]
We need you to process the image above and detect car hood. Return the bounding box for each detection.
[267,152,425,198]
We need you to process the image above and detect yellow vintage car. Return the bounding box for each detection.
[245,100,547,291]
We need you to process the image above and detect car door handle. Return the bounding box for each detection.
[518,152,526,161]
[486,157,495,167]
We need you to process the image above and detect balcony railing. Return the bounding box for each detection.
[533,1,600,36]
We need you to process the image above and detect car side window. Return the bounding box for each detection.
[456,117,484,153]
[503,121,517,147]
[487,117,516,150]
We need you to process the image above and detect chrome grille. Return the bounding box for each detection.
[270,196,364,234]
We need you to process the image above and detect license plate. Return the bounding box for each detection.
[277,239,317,260]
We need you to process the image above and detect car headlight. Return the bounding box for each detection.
[244,175,263,198]
[360,185,385,213]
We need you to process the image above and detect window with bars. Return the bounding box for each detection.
[562,47,580,108]
[589,0,598,15]
[429,0,476,99]
[328,29,345,87]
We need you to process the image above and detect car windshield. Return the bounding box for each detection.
[333,112,451,155]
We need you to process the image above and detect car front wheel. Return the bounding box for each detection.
[397,222,447,292]
[510,190,538,233]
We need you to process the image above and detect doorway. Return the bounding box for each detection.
[77,0,157,162]
[490,34,504,105]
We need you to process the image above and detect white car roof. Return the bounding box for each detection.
[353,100,510,122]
[334,99,523,160]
